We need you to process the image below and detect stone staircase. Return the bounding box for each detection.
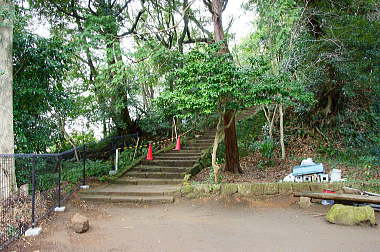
[79,129,216,204]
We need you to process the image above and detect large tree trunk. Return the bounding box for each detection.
[223,110,242,173]
[279,104,286,159]
[106,37,135,135]
[0,1,16,199]
[208,0,241,173]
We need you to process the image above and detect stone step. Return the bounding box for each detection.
[165,148,202,155]
[141,159,196,167]
[113,178,183,185]
[187,143,212,147]
[154,155,200,160]
[194,139,214,143]
[79,185,178,197]
[133,166,189,173]
[165,150,202,154]
[79,194,174,203]
[182,146,210,151]
[156,153,201,157]
[125,172,186,179]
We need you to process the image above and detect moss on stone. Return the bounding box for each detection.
[264,183,279,195]
[279,183,293,195]
[326,204,376,226]
[309,183,323,192]
[221,184,238,196]
[194,184,210,194]
[251,183,265,196]
[325,182,344,193]
[292,183,311,192]
[237,183,252,196]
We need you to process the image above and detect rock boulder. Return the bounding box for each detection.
[299,197,311,209]
[70,213,89,233]
[326,204,376,226]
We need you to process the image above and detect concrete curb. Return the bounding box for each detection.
[178,182,380,199]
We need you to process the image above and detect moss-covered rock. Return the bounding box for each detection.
[292,183,311,193]
[298,197,311,208]
[309,183,323,192]
[251,183,265,196]
[221,184,238,196]
[237,183,252,196]
[325,182,344,193]
[264,183,279,195]
[326,204,376,226]
[279,183,293,195]
[194,184,210,194]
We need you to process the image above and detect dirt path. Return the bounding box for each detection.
[8,197,380,252]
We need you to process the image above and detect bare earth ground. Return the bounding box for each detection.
[192,136,366,183]
[8,195,380,252]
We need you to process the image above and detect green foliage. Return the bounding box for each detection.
[243,0,380,159]
[62,160,111,183]
[208,166,223,184]
[251,138,276,160]
[55,131,97,153]
[13,7,74,153]
[156,43,273,120]
[118,149,137,168]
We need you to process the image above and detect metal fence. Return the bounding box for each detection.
[0,133,143,250]
[0,154,65,249]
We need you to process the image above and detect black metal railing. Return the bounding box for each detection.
[0,154,64,249]
[0,133,146,250]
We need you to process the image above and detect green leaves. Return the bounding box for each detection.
[155,43,277,120]
[13,10,74,153]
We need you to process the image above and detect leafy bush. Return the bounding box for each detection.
[250,138,275,159]
[208,166,223,184]
[61,160,111,183]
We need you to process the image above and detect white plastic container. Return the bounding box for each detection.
[330,169,342,182]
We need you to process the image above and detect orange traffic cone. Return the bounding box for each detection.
[174,136,181,151]
[146,143,153,160]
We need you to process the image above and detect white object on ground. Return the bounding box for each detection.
[109,170,117,175]
[330,169,342,182]
[115,148,119,172]
[283,173,295,182]
[25,227,42,237]
[301,158,316,166]
[321,200,334,205]
[80,185,90,189]
[54,206,66,212]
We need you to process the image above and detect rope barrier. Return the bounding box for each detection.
[116,128,194,151]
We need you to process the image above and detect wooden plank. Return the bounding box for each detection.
[294,192,380,204]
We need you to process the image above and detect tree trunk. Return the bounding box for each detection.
[58,117,80,161]
[279,104,285,159]
[212,116,224,183]
[224,110,242,173]
[0,1,16,199]
[207,0,241,173]
[211,0,228,53]
[262,105,277,139]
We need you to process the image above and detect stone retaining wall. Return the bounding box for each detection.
[179,182,380,199]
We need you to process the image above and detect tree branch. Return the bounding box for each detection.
[183,37,213,44]
[116,0,133,17]
[118,8,146,37]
